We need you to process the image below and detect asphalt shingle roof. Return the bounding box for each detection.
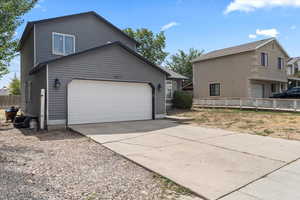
[288,57,300,65]
[192,38,274,62]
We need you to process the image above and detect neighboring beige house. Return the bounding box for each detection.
[287,57,300,88]
[192,38,289,99]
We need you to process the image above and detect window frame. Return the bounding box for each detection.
[52,32,76,56]
[271,83,277,93]
[261,52,268,67]
[277,57,284,70]
[209,83,220,97]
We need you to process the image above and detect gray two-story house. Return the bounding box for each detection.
[19,11,170,129]
[192,38,289,99]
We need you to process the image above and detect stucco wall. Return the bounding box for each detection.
[193,51,254,98]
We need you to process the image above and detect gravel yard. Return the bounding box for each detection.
[0,118,197,200]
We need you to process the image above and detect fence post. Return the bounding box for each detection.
[294,100,297,112]
[255,99,258,111]
[240,99,242,110]
[273,99,277,110]
[225,98,228,107]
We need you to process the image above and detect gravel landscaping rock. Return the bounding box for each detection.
[0,122,199,200]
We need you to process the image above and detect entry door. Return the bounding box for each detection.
[68,80,152,125]
[251,84,264,98]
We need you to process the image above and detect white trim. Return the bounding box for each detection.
[255,38,290,58]
[40,89,45,130]
[52,32,76,56]
[255,38,275,50]
[34,24,36,64]
[48,119,66,125]
[156,114,166,119]
[46,64,49,127]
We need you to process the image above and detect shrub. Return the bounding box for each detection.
[172,91,193,109]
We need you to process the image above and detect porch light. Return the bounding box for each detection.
[54,78,61,88]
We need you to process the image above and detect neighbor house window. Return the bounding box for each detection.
[166,80,173,99]
[278,57,284,70]
[52,32,75,55]
[209,83,220,96]
[271,83,277,93]
[261,52,268,67]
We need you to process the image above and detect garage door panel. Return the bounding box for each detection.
[68,80,152,125]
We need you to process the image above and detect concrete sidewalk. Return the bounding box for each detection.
[70,120,300,200]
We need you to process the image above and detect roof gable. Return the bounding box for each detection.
[255,39,289,58]
[29,42,170,76]
[18,11,138,50]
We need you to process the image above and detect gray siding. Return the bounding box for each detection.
[35,14,137,64]
[20,28,34,113]
[47,45,166,122]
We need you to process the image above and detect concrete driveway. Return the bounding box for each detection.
[70,120,300,200]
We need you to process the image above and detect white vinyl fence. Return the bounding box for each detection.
[193,98,300,112]
[0,95,21,109]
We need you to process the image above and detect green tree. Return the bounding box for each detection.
[123,28,168,65]
[166,48,204,80]
[9,75,21,95]
[0,0,37,79]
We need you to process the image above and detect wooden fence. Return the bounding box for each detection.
[0,95,21,109]
[193,98,300,112]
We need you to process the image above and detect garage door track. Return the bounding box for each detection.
[70,120,300,200]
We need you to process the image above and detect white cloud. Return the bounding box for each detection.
[34,4,41,8]
[256,28,279,37]
[225,0,300,14]
[291,25,297,30]
[34,1,46,12]
[249,34,257,39]
[161,22,180,31]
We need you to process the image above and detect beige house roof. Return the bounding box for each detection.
[287,57,300,65]
[192,38,288,63]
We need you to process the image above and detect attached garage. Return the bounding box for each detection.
[38,42,169,129]
[68,79,153,125]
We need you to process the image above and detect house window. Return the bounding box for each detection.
[261,52,268,67]
[52,32,75,55]
[278,57,284,70]
[166,80,173,99]
[209,83,220,96]
[271,84,277,93]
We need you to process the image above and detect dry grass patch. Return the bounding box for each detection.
[170,108,300,141]
[0,109,5,121]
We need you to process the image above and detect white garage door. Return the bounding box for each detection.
[68,80,152,125]
[251,84,264,98]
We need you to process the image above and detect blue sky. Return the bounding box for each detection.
[1,0,300,87]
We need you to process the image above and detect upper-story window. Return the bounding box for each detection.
[277,57,284,70]
[261,52,268,67]
[52,32,75,56]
